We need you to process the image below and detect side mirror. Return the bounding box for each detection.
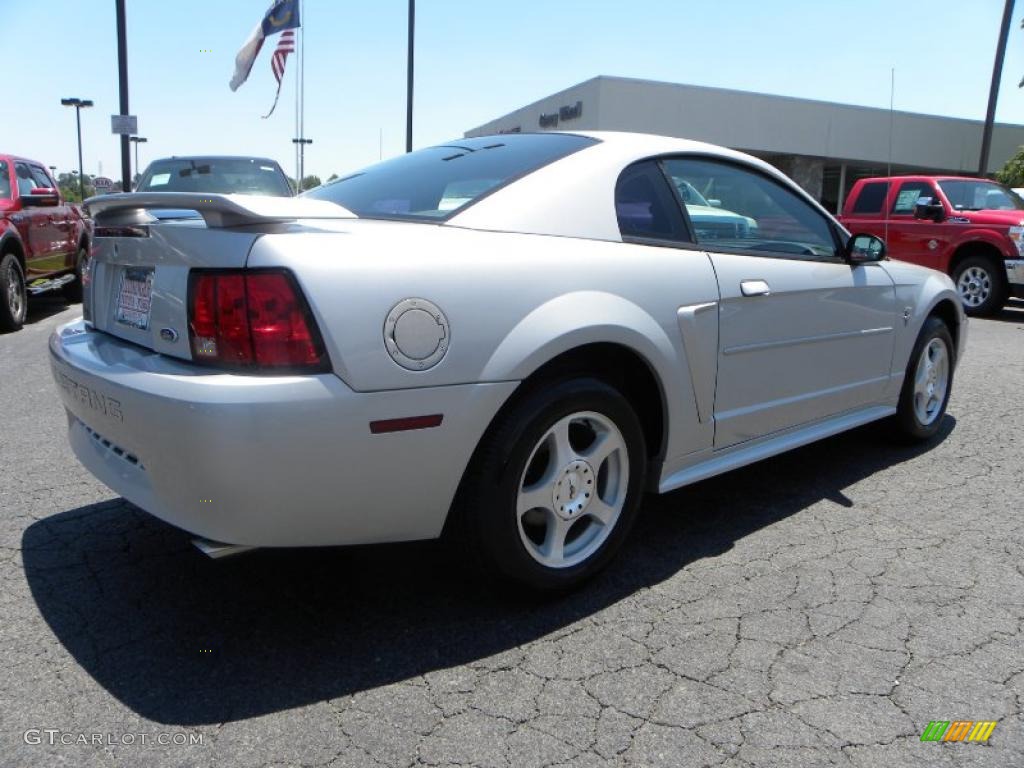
[913,196,944,222]
[21,188,60,207]
[707,199,722,208]
[845,233,886,264]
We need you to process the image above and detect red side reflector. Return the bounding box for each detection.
[369,414,444,434]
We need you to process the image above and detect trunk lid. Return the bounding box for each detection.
[82,192,353,360]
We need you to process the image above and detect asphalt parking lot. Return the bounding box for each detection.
[2,297,1023,768]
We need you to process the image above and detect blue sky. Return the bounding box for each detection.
[9,0,1024,183]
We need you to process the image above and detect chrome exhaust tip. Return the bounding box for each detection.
[191,537,256,559]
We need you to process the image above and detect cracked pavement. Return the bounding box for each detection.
[2,297,1023,767]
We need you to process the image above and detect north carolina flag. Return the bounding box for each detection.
[229,0,301,92]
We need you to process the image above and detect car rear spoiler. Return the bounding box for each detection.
[83,192,355,228]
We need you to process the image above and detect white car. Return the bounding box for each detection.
[51,132,965,590]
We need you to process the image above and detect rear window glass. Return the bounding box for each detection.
[136,158,292,196]
[0,161,10,200]
[851,182,889,214]
[304,133,598,220]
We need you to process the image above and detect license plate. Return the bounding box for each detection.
[114,268,154,330]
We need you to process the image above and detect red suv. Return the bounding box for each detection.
[0,154,91,332]
[840,175,1024,316]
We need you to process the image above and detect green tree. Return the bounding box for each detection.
[57,172,95,202]
[300,175,322,191]
[996,145,1024,187]
[327,173,339,182]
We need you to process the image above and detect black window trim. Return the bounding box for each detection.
[306,132,601,224]
[643,153,846,264]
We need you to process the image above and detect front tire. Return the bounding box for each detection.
[453,377,647,592]
[953,255,1007,317]
[891,316,954,442]
[0,253,27,333]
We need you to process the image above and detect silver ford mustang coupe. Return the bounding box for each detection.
[50,132,965,590]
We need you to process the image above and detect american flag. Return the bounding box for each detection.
[262,29,295,117]
[272,29,295,85]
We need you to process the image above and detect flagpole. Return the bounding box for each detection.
[300,0,306,184]
[294,15,300,191]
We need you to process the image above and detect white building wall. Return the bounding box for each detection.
[467,76,1024,174]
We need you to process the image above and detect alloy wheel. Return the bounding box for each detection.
[956,265,992,308]
[516,411,629,569]
[6,261,24,321]
[912,337,950,426]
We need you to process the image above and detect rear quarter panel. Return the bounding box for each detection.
[247,223,721,461]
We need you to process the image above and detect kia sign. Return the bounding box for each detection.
[110,114,138,135]
[93,177,114,191]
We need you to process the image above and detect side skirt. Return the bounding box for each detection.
[658,405,896,494]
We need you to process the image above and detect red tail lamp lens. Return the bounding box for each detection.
[188,270,327,371]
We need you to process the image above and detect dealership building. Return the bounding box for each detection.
[465,76,1024,213]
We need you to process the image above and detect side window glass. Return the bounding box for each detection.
[892,181,936,214]
[852,182,889,214]
[29,166,54,189]
[662,157,837,260]
[15,163,37,196]
[615,160,689,242]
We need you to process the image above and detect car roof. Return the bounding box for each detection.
[854,174,992,184]
[150,155,282,164]
[0,154,51,167]
[449,130,837,241]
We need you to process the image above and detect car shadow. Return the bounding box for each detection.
[990,299,1024,324]
[22,417,955,726]
[25,295,76,325]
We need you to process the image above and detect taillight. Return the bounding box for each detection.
[187,269,328,372]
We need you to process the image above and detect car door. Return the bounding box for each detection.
[29,164,76,270]
[662,157,897,449]
[882,179,949,271]
[14,161,62,276]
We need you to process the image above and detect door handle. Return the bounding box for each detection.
[740,279,771,297]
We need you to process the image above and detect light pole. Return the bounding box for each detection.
[129,136,147,187]
[292,137,312,191]
[406,0,414,152]
[60,97,93,200]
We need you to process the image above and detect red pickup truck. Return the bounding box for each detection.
[839,175,1024,316]
[0,154,90,332]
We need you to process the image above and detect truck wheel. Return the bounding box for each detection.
[952,255,1007,317]
[451,377,647,592]
[62,244,87,303]
[0,253,27,333]
[890,316,954,442]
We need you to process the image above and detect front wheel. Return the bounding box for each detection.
[953,255,1007,317]
[890,316,954,442]
[0,253,27,333]
[453,377,647,591]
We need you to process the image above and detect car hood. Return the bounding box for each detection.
[950,209,1024,227]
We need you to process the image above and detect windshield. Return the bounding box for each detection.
[304,133,598,220]
[136,158,292,196]
[938,179,1024,211]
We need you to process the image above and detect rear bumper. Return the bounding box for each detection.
[50,320,517,547]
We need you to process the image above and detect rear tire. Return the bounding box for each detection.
[451,377,647,592]
[0,253,27,333]
[890,316,954,442]
[952,255,1007,317]
[62,244,87,303]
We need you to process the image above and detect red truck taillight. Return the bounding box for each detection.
[187,269,329,372]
